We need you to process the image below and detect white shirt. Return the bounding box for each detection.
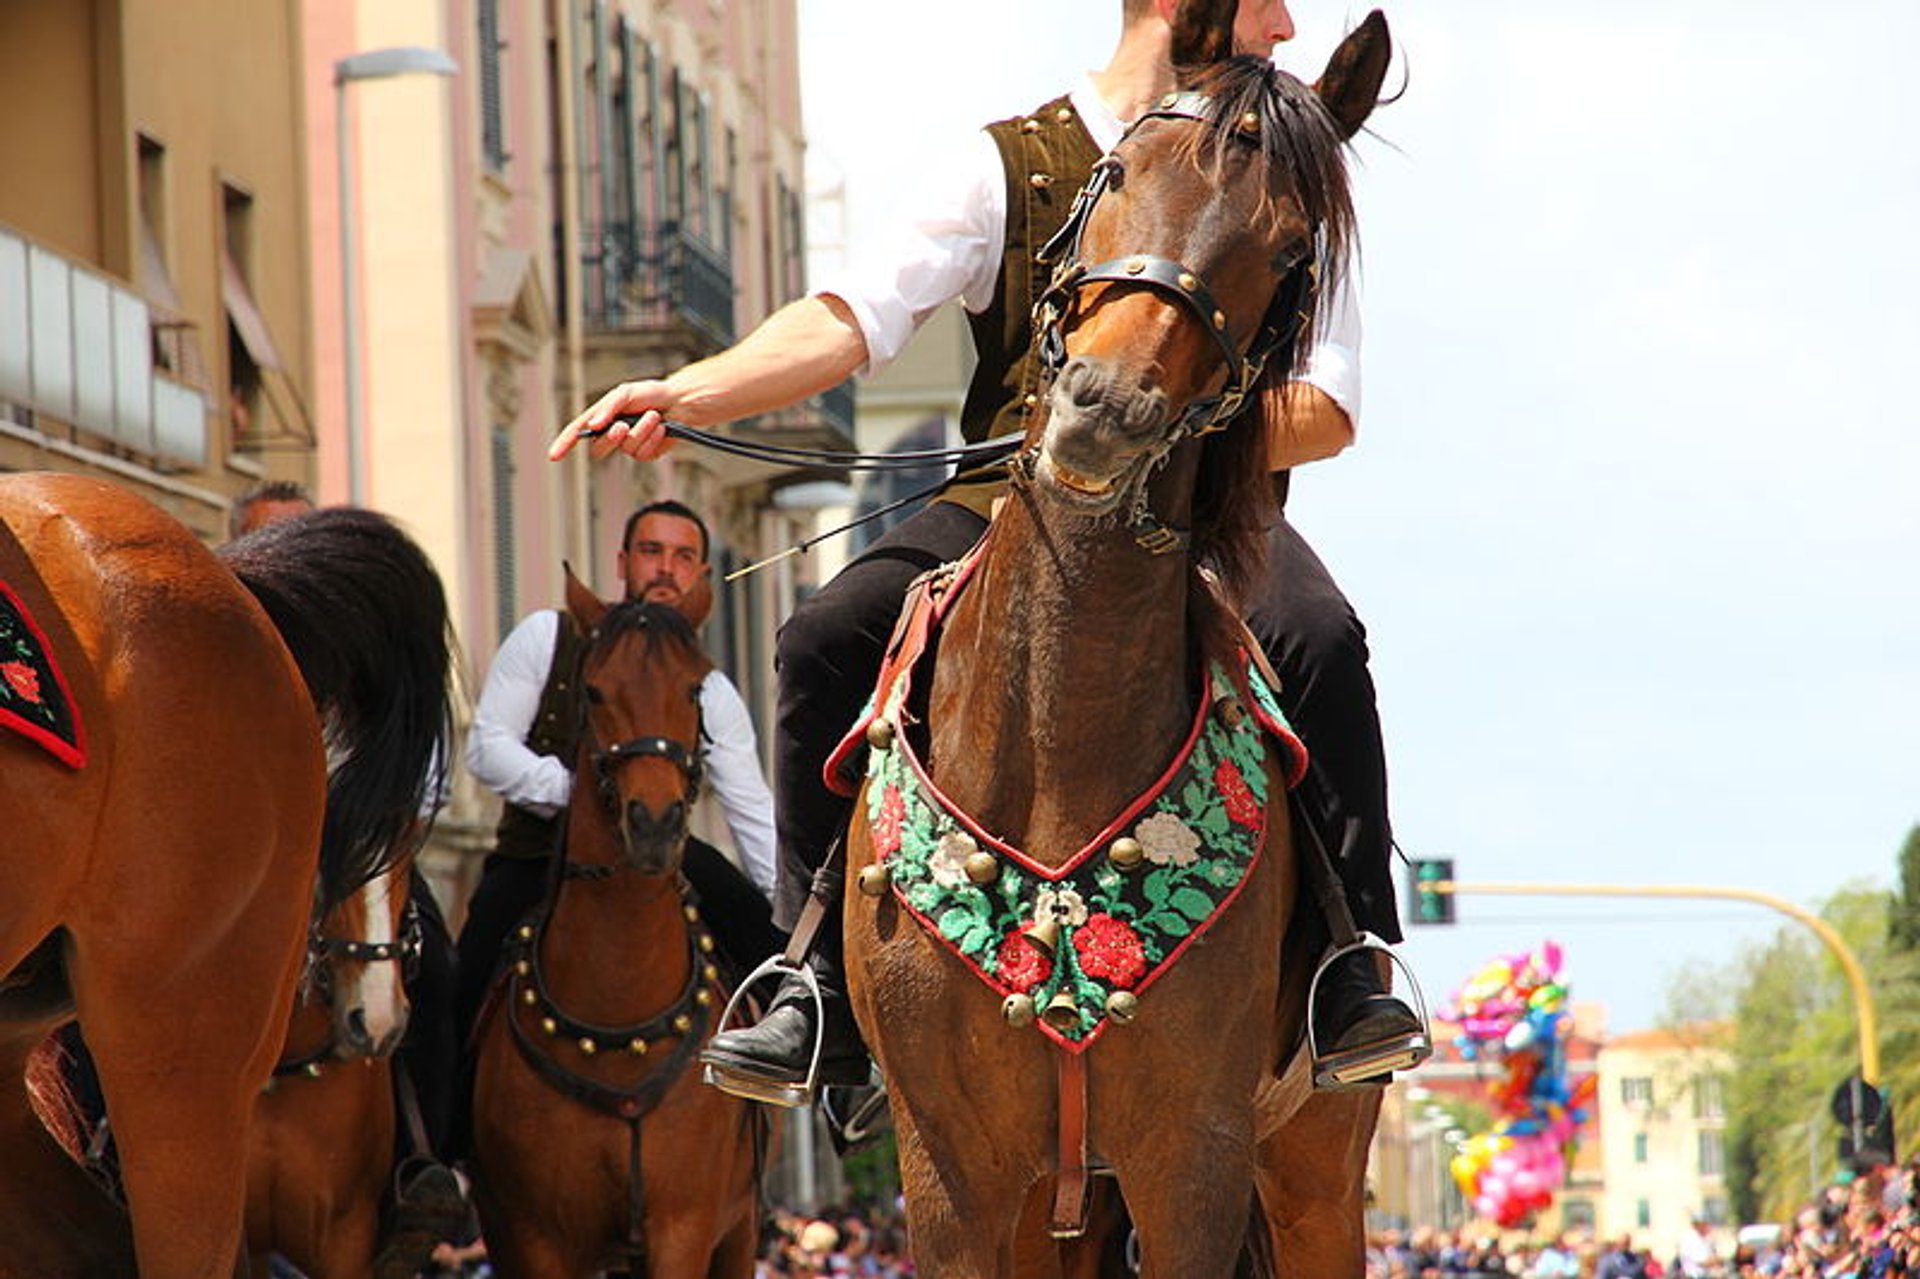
[464,609,778,898]
[817,73,1362,425]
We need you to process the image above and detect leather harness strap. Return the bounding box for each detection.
[1049,1049,1094,1237]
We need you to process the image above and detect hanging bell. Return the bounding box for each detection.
[1105,990,1140,1025]
[1214,695,1245,729]
[1042,989,1080,1033]
[857,862,892,897]
[865,717,896,751]
[964,851,1000,884]
[1003,993,1037,1027]
[1022,915,1062,957]
[1108,836,1145,870]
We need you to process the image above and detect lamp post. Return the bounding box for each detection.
[333,46,456,505]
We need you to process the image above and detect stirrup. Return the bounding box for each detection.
[1305,933,1433,1090]
[702,954,835,1108]
[821,1081,892,1156]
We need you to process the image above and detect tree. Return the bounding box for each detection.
[1891,826,1920,953]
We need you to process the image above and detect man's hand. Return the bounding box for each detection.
[550,380,678,462]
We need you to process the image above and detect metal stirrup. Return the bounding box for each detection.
[1305,933,1435,1089]
[702,955,833,1108]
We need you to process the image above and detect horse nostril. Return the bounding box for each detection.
[345,1007,369,1047]
[1061,357,1104,409]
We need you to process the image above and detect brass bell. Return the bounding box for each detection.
[964,851,1000,884]
[865,717,896,751]
[1003,993,1037,1027]
[1214,695,1245,729]
[578,1037,598,1056]
[1106,990,1140,1024]
[857,862,892,897]
[540,1017,558,1036]
[1022,915,1062,957]
[1109,836,1145,870]
[1042,989,1080,1033]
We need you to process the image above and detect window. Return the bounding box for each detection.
[1561,1199,1596,1229]
[1698,1131,1724,1176]
[223,184,264,449]
[1636,1200,1651,1229]
[1633,1133,1649,1164]
[1693,1074,1726,1119]
[478,0,507,171]
[1701,1196,1730,1226]
[1621,1076,1654,1106]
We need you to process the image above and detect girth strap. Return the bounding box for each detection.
[1049,1050,1093,1238]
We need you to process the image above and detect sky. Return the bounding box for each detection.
[795,0,1920,1034]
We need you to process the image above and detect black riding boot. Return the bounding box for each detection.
[1311,947,1429,1088]
[700,944,870,1105]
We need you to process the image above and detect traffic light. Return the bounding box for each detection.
[1834,1074,1897,1170]
[1408,858,1456,926]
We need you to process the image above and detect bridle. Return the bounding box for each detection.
[278,887,422,1078]
[1026,88,1318,553]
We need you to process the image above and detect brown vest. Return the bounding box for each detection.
[490,611,588,860]
[943,94,1105,517]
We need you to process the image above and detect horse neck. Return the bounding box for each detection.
[928,461,1198,858]
[542,797,693,1009]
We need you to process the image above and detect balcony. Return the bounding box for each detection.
[573,219,735,371]
[0,223,208,470]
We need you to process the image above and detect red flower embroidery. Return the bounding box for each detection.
[995,930,1053,993]
[1215,758,1262,829]
[1073,913,1147,989]
[1,661,41,704]
[871,785,905,857]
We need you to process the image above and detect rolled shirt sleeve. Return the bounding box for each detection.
[464,609,574,817]
[697,671,778,898]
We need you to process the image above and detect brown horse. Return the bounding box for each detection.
[840,6,1392,1277]
[245,849,423,1277]
[470,575,761,1277]
[0,475,450,1279]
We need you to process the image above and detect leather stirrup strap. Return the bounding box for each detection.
[781,831,848,967]
[1049,1050,1093,1237]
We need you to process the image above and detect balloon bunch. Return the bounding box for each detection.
[1440,940,1596,1228]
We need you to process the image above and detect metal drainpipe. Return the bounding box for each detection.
[554,0,592,578]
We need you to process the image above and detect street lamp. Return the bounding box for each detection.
[333,45,457,505]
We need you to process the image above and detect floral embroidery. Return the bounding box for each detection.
[864,659,1300,1047]
[1074,914,1147,989]
[872,785,906,857]
[1135,811,1201,868]
[1033,886,1088,930]
[1,660,40,704]
[928,831,978,888]
[995,930,1053,992]
[1215,758,1262,829]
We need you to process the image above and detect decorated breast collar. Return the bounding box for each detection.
[828,552,1307,1051]
[0,576,86,769]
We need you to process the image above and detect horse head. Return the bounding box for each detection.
[564,569,714,876]
[305,850,420,1059]
[1028,9,1389,582]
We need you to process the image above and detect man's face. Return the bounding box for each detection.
[618,512,709,609]
[1233,0,1296,57]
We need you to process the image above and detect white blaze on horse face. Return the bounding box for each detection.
[344,870,406,1052]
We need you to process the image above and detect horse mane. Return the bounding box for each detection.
[221,508,453,907]
[1175,54,1359,604]
[589,599,713,677]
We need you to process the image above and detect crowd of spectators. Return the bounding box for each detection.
[1366,1160,1920,1278]
[754,1205,914,1277]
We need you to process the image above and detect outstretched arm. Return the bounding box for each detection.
[549,293,869,463]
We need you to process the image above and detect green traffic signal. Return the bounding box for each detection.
[1408,858,1456,926]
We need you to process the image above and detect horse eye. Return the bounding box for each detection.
[584,684,605,705]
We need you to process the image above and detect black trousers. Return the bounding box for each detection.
[771,500,1401,945]
[398,866,458,1157]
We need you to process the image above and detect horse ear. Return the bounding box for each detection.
[1313,10,1392,141]
[562,561,609,632]
[1170,0,1236,69]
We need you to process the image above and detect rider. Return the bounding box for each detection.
[551,0,1428,1098]
[457,499,782,1050]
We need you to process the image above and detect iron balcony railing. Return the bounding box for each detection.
[573,219,735,348]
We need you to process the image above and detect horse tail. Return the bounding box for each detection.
[220,508,452,903]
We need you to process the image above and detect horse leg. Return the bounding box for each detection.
[1254,1085,1380,1279]
[707,1206,759,1279]
[0,1027,135,1276]
[888,1102,1030,1279]
[1114,1132,1261,1279]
